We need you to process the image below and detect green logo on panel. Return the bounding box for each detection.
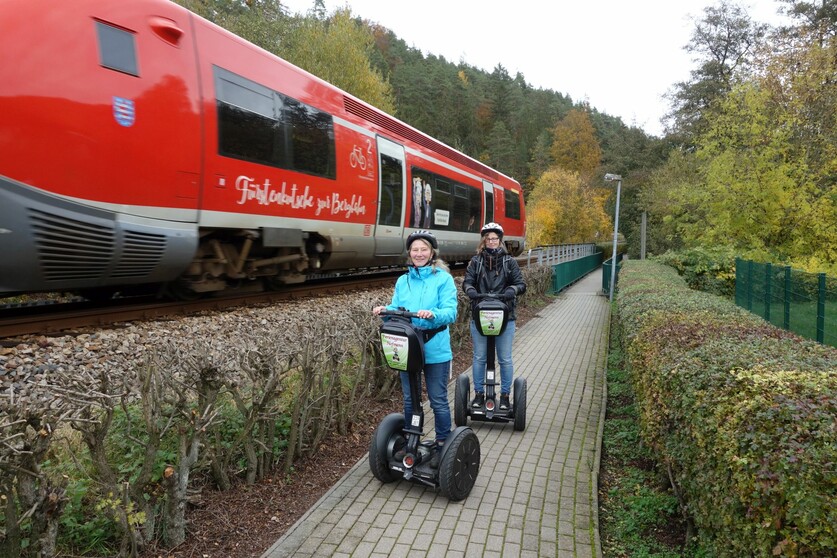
[381,333,409,370]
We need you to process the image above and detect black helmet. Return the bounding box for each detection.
[406,229,437,250]
[481,222,504,238]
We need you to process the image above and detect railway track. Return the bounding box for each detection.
[0,274,402,340]
[0,246,584,341]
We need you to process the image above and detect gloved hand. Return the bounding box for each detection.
[502,287,516,301]
[465,287,479,300]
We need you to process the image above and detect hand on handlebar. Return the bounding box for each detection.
[374,307,434,320]
[503,287,516,301]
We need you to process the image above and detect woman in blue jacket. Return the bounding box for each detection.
[372,230,457,468]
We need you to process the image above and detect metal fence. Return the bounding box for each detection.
[523,243,602,295]
[525,243,598,267]
[735,258,837,348]
[551,252,603,294]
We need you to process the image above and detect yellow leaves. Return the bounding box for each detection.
[526,167,611,246]
[550,109,602,179]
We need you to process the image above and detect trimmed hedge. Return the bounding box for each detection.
[614,260,837,557]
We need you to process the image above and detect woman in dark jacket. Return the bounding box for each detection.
[462,222,526,411]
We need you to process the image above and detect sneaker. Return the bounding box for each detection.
[499,394,510,411]
[471,392,485,408]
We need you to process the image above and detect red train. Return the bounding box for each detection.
[0,0,525,299]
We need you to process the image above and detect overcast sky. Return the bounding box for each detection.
[279,0,790,137]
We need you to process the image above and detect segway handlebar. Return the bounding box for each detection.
[377,309,422,319]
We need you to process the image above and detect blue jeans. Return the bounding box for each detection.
[470,320,516,395]
[400,360,451,444]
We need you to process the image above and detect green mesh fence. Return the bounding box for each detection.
[735,258,837,348]
[550,252,603,294]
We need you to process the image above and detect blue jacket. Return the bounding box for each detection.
[385,264,458,364]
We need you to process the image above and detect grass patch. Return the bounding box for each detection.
[599,340,690,557]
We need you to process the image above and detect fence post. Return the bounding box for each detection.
[765,263,772,322]
[746,260,753,311]
[783,266,791,330]
[817,273,826,344]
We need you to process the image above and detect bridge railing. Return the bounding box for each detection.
[525,243,598,267]
[525,244,602,294]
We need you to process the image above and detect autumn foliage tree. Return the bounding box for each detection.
[526,168,610,247]
[550,108,603,180]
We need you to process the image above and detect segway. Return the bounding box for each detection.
[454,294,527,431]
[368,309,480,501]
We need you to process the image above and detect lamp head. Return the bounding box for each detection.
[604,173,622,182]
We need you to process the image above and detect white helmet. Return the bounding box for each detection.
[480,222,504,238]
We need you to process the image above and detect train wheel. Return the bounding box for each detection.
[369,413,404,483]
[454,374,470,427]
[439,428,480,501]
[513,377,527,432]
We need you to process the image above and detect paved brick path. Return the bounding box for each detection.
[262,268,609,558]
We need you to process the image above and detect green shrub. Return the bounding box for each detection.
[653,246,737,298]
[615,260,837,557]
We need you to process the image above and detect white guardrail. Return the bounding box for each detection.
[524,243,598,266]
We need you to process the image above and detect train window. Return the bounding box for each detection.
[505,190,522,220]
[214,67,336,179]
[378,154,403,227]
[484,191,494,223]
[96,21,138,76]
[469,188,481,229]
[285,98,335,178]
[452,186,470,231]
[433,181,450,229]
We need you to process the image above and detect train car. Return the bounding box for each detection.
[0,0,525,299]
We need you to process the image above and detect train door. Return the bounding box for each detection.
[483,180,495,224]
[375,137,406,256]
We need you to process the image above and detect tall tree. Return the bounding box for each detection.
[664,1,768,141]
[278,8,395,113]
[550,108,602,179]
[526,168,610,246]
[484,121,516,176]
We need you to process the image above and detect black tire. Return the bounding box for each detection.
[439,428,480,501]
[513,377,527,432]
[369,413,405,483]
[454,374,470,427]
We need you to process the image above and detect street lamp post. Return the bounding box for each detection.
[604,173,622,302]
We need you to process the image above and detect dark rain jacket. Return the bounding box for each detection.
[462,248,526,321]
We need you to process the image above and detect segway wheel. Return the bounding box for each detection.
[439,428,480,501]
[369,413,405,483]
[454,374,470,427]
[513,377,527,432]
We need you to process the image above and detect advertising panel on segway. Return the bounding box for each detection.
[369,309,480,501]
[455,294,527,431]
